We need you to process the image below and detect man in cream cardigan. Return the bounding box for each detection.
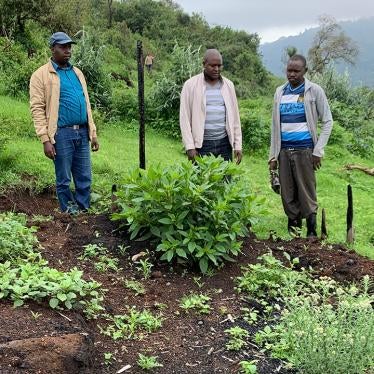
[179,49,242,164]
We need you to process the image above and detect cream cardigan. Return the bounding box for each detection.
[179,73,242,151]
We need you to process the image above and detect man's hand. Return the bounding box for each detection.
[43,141,56,160]
[269,159,278,170]
[312,155,321,170]
[234,150,242,164]
[91,137,99,152]
[186,148,198,161]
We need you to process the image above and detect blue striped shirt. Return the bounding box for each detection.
[52,60,87,128]
[280,82,313,148]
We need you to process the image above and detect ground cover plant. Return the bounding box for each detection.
[1,191,374,373]
[0,212,38,261]
[236,252,374,374]
[0,212,103,316]
[137,353,163,371]
[99,307,163,340]
[112,156,261,272]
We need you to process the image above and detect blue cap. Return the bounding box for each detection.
[49,32,76,47]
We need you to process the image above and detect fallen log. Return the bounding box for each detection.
[344,164,374,176]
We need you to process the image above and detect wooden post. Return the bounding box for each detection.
[137,40,145,170]
[346,184,354,244]
[321,208,327,240]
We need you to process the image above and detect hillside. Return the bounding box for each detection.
[260,17,374,86]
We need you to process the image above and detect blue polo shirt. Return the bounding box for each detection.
[52,60,88,127]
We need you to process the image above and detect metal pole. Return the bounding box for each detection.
[137,40,145,169]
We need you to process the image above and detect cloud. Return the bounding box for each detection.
[176,0,374,42]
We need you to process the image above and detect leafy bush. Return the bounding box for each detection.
[150,43,201,136]
[330,101,374,157]
[112,156,261,273]
[256,277,374,374]
[240,98,272,152]
[0,212,38,261]
[0,212,103,317]
[237,253,374,374]
[0,255,103,312]
[72,30,112,110]
[311,68,355,105]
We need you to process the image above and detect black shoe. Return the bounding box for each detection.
[288,217,302,236]
[306,213,317,238]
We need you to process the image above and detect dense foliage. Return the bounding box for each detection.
[236,253,374,374]
[112,156,262,273]
[312,67,374,157]
[0,212,38,261]
[0,212,103,316]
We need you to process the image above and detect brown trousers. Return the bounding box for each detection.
[279,148,317,220]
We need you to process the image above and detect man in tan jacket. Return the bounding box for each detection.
[179,49,242,164]
[30,32,99,214]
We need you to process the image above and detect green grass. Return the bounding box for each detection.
[0,95,373,258]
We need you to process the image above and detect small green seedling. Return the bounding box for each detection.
[180,293,211,314]
[225,326,249,351]
[137,353,163,370]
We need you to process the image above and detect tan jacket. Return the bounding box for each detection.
[29,60,97,144]
[179,73,242,151]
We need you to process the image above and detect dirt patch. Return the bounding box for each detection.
[0,191,373,373]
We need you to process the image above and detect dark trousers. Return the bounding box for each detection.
[278,148,317,220]
[197,136,233,161]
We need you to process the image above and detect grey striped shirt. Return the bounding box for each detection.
[204,81,227,140]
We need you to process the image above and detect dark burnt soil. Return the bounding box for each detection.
[1,190,373,374]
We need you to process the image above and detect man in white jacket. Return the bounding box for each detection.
[179,49,242,164]
[269,54,333,238]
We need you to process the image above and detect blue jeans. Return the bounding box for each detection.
[197,136,233,161]
[54,127,92,212]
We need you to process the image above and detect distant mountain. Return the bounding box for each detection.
[260,17,374,87]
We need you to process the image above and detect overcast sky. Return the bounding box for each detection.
[175,0,374,43]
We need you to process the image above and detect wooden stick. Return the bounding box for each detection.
[321,208,327,240]
[346,184,354,244]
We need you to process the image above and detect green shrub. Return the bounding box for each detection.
[112,156,261,273]
[256,277,374,374]
[0,255,103,313]
[111,87,139,121]
[239,253,374,374]
[150,42,201,133]
[0,212,38,261]
[72,30,112,110]
[239,98,272,152]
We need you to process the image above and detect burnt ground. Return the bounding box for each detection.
[0,190,373,374]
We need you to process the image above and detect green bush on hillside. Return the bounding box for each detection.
[150,43,201,135]
[72,31,112,110]
[112,156,262,273]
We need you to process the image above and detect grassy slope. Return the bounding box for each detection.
[1,96,373,258]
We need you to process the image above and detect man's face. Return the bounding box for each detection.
[203,55,223,81]
[286,59,306,87]
[51,43,72,65]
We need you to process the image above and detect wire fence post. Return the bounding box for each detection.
[137,40,145,169]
